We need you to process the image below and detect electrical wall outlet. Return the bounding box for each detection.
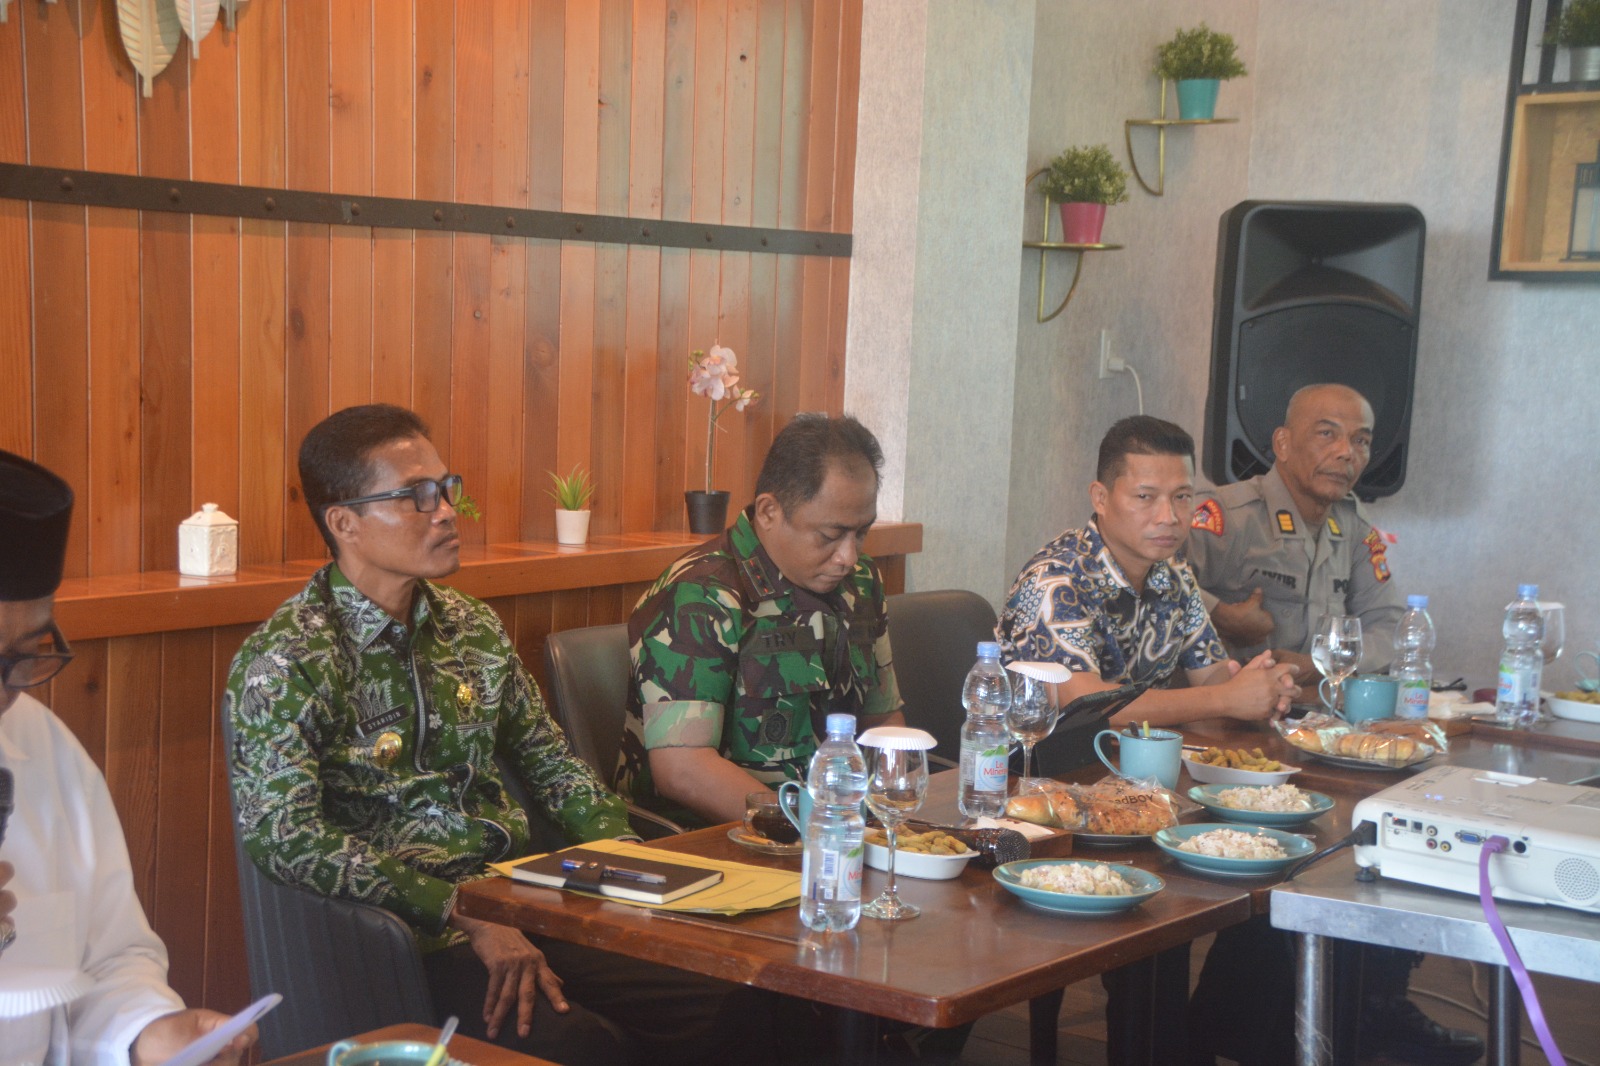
[1098,329,1124,378]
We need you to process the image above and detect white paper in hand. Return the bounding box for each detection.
[161,993,281,1066]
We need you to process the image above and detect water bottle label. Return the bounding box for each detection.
[1497,669,1524,706]
[841,846,863,902]
[815,848,841,901]
[974,746,1009,793]
[1398,682,1430,719]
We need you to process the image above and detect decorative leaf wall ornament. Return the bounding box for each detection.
[175,0,219,58]
[118,0,182,98]
[219,0,244,31]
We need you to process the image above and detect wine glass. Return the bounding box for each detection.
[861,741,930,921]
[1311,615,1363,716]
[1540,602,1566,667]
[1006,668,1059,781]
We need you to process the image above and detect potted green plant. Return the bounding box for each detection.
[547,465,594,546]
[685,344,760,534]
[1154,23,1248,120]
[1547,0,1600,82]
[1040,145,1129,245]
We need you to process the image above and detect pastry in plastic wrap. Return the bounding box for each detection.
[1362,717,1450,753]
[1003,777,1176,835]
[1274,711,1434,766]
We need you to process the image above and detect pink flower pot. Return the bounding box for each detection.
[1059,202,1108,245]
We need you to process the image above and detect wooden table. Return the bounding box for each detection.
[458,716,1600,1065]
[261,1023,557,1066]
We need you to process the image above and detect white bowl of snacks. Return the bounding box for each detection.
[864,826,975,880]
[1182,746,1299,786]
[1548,690,1600,724]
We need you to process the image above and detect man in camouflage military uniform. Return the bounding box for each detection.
[228,404,769,1066]
[1185,385,1483,1066]
[1187,383,1405,684]
[619,413,903,827]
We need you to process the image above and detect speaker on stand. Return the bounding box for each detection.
[1203,200,1425,499]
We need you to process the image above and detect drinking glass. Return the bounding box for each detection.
[1006,672,1058,781]
[862,745,929,921]
[1540,603,1566,667]
[1311,615,1363,716]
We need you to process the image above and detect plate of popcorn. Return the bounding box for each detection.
[992,859,1164,915]
[1153,824,1315,877]
[1186,783,1334,828]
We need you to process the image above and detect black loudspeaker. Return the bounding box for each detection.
[1203,200,1425,499]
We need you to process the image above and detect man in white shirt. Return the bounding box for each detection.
[0,450,254,1066]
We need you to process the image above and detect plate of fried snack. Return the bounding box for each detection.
[1548,690,1600,724]
[1003,777,1180,843]
[1275,711,1437,770]
[1181,746,1300,785]
[863,827,975,880]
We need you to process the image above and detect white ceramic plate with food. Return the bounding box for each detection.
[1548,693,1600,724]
[864,839,974,880]
[1181,752,1300,786]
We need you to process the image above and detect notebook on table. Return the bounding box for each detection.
[504,846,724,905]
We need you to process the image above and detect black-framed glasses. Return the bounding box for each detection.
[328,474,464,514]
[1,622,75,689]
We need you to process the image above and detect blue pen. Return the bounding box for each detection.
[561,858,667,885]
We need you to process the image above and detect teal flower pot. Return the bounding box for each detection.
[1175,78,1220,120]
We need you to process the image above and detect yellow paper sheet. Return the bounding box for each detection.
[491,838,800,914]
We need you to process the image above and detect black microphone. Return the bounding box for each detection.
[0,767,12,850]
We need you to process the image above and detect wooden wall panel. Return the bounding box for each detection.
[1,0,864,1015]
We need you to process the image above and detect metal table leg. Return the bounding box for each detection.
[1487,964,1521,1066]
[1295,932,1332,1066]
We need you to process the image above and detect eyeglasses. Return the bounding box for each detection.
[1,622,75,689]
[328,474,464,514]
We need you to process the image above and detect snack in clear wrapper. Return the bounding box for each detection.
[1274,711,1434,766]
[1361,717,1449,754]
[1003,776,1177,834]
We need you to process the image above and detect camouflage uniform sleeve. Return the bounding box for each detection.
[631,582,741,751]
[497,649,632,843]
[226,648,460,936]
[861,573,901,718]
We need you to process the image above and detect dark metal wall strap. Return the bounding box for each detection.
[0,162,851,258]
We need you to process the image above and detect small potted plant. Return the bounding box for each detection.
[1154,23,1248,120]
[1547,0,1600,82]
[1040,145,1129,246]
[547,465,594,546]
[686,344,759,534]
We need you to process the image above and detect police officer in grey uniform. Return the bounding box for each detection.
[1184,384,1484,1066]
[1186,385,1404,680]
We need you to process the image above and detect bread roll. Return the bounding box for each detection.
[1004,793,1059,827]
[1332,731,1419,765]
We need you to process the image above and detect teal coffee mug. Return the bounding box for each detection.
[1093,728,1182,791]
[777,780,812,836]
[326,1040,442,1066]
[1340,674,1399,723]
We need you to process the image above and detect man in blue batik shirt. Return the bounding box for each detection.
[999,415,1297,727]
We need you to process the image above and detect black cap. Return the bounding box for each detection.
[0,450,74,601]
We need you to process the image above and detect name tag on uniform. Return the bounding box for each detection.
[753,625,820,654]
[359,706,406,735]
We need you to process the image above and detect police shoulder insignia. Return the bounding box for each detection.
[1327,516,1342,537]
[1275,510,1297,534]
[1191,498,1225,535]
[1362,529,1391,583]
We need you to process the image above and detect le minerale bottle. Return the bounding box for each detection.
[1496,584,1544,728]
[800,713,867,932]
[958,642,1012,819]
[1391,594,1436,720]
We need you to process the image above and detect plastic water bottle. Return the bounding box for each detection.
[1391,594,1436,720]
[799,713,867,932]
[1496,584,1544,728]
[958,641,1012,818]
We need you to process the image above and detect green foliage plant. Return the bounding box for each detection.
[546,466,594,511]
[1154,24,1248,81]
[1040,145,1129,206]
[455,494,483,522]
[1548,0,1600,47]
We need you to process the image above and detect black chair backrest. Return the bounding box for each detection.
[542,623,632,786]
[886,590,999,765]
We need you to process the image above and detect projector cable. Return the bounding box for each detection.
[1283,819,1377,883]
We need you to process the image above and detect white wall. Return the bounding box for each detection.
[849,0,1600,688]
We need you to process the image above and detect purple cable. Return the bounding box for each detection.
[1479,836,1566,1066]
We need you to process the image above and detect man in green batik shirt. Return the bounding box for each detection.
[619,414,904,827]
[227,404,768,1066]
